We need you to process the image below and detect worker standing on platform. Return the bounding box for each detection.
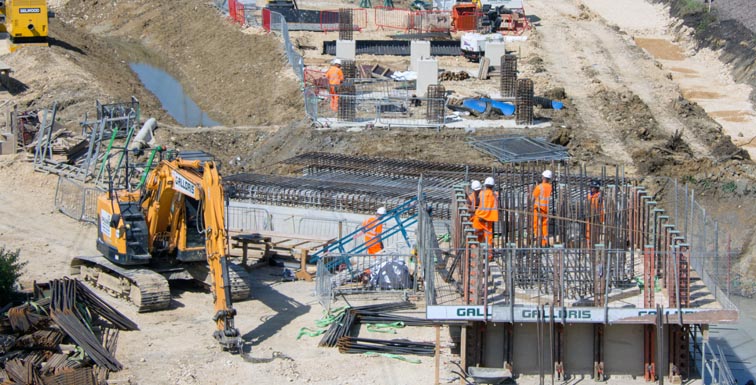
[586,179,603,247]
[468,180,484,243]
[467,180,482,213]
[363,206,386,255]
[474,177,499,254]
[326,58,344,112]
[533,170,553,247]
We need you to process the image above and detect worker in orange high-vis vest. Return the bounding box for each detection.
[467,180,484,242]
[532,170,553,247]
[586,179,603,246]
[474,177,499,252]
[363,206,386,255]
[325,58,344,112]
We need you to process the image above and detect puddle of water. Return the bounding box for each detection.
[682,89,721,100]
[634,38,685,61]
[129,63,220,127]
[708,110,753,123]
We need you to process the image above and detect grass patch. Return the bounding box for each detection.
[678,0,706,17]
[722,181,737,193]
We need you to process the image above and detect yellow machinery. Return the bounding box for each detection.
[3,0,48,51]
[71,153,250,352]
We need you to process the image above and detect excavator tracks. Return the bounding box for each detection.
[70,255,172,312]
[185,262,252,301]
[228,263,251,301]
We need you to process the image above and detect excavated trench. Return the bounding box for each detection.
[51,0,304,127]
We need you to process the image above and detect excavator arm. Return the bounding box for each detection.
[141,159,242,352]
[200,161,242,352]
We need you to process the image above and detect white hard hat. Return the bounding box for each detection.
[542,170,553,179]
[332,58,342,65]
[471,180,482,191]
[484,177,495,186]
[377,207,387,215]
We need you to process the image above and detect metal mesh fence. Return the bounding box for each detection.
[304,80,446,128]
[226,206,273,232]
[315,254,419,303]
[266,11,305,81]
[54,176,103,224]
[656,178,742,305]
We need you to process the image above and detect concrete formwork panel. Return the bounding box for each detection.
[336,40,356,60]
[605,325,644,377]
[416,58,438,97]
[483,323,506,368]
[410,40,431,71]
[484,42,506,64]
[512,323,552,374]
[564,323,594,375]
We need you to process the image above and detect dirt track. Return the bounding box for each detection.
[1,0,756,382]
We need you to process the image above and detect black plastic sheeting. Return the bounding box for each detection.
[323,40,461,56]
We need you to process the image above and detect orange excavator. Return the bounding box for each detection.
[71,153,249,352]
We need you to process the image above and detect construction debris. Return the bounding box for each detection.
[0,278,138,385]
[438,71,470,81]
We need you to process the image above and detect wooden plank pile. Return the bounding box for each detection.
[0,278,138,385]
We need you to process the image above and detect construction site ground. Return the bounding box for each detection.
[1,0,756,382]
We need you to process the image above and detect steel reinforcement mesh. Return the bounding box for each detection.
[224,172,453,218]
[425,84,446,124]
[338,82,357,121]
[342,60,357,80]
[500,54,518,98]
[515,78,534,125]
[339,8,354,41]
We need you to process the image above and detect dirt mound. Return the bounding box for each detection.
[56,0,303,126]
[595,88,663,141]
[661,0,756,106]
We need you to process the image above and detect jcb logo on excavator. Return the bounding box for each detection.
[172,171,197,199]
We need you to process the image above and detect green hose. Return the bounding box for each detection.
[364,352,421,364]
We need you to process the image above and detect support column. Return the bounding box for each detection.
[503,322,514,372]
[335,40,356,61]
[555,323,565,381]
[484,41,506,66]
[594,324,605,381]
[410,40,431,71]
[644,325,656,382]
[416,58,438,97]
[668,325,690,382]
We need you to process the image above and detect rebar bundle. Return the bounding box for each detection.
[500,54,518,98]
[338,8,354,41]
[337,336,435,355]
[515,78,534,125]
[319,302,417,347]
